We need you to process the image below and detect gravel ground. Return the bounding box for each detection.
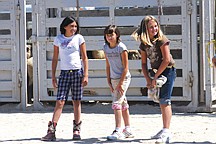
[0,102,215,144]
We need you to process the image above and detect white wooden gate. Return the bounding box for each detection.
[31,0,198,104]
[0,0,26,105]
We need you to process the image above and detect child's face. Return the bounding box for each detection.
[105,32,117,44]
[147,20,159,39]
[64,21,77,36]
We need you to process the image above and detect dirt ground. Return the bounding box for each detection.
[0,102,215,144]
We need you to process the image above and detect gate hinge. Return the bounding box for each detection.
[18,69,22,88]
[187,0,193,15]
[188,71,194,87]
[16,1,21,20]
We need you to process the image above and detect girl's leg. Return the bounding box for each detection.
[160,104,172,129]
[52,100,65,122]
[122,109,130,126]
[73,100,81,123]
[122,108,134,138]
[41,100,65,141]
[114,109,122,128]
[72,100,82,140]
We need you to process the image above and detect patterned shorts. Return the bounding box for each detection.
[111,77,131,110]
[57,69,83,101]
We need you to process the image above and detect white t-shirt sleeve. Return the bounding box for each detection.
[53,36,59,47]
[78,34,85,45]
[119,42,128,53]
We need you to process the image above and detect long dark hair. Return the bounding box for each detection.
[60,16,80,35]
[104,25,121,46]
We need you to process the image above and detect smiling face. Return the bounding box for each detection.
[105,32,117,46]
[64,21,77,37]
[147,19,159,40]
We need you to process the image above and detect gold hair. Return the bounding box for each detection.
[131,15,164,47]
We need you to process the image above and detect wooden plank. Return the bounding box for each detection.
[79,17,111,27]
[46,35,182,51]
[0,62,12,70]
[0,81,12,90]
[46,77,183,88]
[0,1,12,10]
[113,0,182,7]
[61,9,109,17]
[0,38,12,47]
[45,17,111,27]
[62,6,181,17]
[0,20,13,29]
[76,0,112,7]
[115,7,181,16]
[115,15,182,26]
[46,58,185,71]
[39,95,191,102]
[44,0,77,8]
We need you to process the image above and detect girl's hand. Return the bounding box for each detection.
[146,79,152,89]
[116,84,124,96]
[52,77,58,91]
[151,78,156,88]
[212,56,216,67]
[109,85,114,93]
[82,76,88,87]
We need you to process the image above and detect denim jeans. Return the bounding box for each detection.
[159,67,176,105]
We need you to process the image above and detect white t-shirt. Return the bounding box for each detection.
[103,42,131,79]
[53,34,85,70]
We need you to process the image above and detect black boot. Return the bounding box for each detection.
[73,120,82,140]
[41,121,57,141]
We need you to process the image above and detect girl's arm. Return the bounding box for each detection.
[153,43,170,80]
[105,54,114,92]
[80,42,88,87]
[140,50,152,88]
[115,50,129,96]
[118,50,129,85]
[52,45,59,90]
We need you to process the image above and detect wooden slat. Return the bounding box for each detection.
[46,59,185,71]
[0,20,13,29]
[0,62,12,70]
[0,1,12,10]
[45,35,182,51]
[114,7,181,16]
[115,15,182,26]
[0,81,12,90]
[113,0,182,7]
[46,77,183,88]
[40,95,191,102]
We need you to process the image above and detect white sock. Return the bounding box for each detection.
[125,126,131,131]
[162,128,170,133]
[115,127,122,132]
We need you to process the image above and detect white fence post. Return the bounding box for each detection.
[200,0,216,111]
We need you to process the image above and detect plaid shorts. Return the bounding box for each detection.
[57,69,83,101]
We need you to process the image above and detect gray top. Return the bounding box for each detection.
[103,42,131,79]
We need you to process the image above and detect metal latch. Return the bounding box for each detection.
[16,0,21,20]
[188,71,194,87]
[187,0,193,15]
[18,70,22,88]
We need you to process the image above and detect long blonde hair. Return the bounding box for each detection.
[131,15,164,47]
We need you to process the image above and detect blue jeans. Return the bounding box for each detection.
[158,67,176,105]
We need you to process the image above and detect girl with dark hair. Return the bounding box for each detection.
[103,25,134,140]
[41,16,88,141]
